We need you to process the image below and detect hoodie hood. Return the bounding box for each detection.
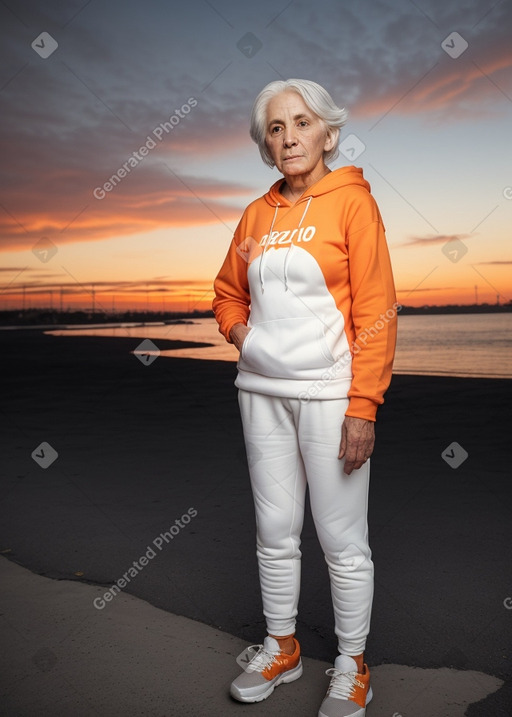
[258,166,371,293]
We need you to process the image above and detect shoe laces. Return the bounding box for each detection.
[325,668,363,700]
[245,644,278,673]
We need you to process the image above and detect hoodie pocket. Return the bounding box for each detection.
[239,316,335,379]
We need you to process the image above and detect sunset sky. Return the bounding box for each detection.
[1,0,511,312]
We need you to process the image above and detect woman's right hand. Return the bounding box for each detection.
[229,323,252,352]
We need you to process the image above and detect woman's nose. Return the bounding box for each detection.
[283,130,298,147]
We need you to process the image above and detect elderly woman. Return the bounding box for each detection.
[213,78,397,717]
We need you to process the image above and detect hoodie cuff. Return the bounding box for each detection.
[345,396,378,422]
[223,318,247,344]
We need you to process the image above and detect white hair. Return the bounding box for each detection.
[249,78,348,168]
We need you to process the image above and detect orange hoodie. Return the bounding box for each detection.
[213,166,398,421]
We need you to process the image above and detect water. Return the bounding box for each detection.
[45,313,512,379]
[392,313,512,378]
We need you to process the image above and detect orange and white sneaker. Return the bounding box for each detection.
[230,636,302,703]
[318,654,373,717]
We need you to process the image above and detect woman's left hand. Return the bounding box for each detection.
[229,322,252,351]
[338,416,375,475]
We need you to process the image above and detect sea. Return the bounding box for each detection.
[43,313,512,379]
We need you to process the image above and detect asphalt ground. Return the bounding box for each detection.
[1,329,511,715]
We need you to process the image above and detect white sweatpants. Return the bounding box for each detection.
[238,389,374,656]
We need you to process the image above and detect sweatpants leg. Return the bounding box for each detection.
[238,390,307,637]
[295,397,373,656]
[238,390,373,655]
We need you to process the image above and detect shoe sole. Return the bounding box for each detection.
[318,685,373,717]
[230,660,303,703]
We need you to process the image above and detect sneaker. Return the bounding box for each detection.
[318,654,373,717]
[230,635,302,703]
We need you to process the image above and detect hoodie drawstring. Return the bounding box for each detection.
[259,203,280,294]
[259,196,313,293]
[283,196,312,291]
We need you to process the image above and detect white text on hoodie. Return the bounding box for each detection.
[259,226,316,245]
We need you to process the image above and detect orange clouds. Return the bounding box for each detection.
[0,271,215,313]
[397,233,474,248]
[356,46,512,120]
[0,165,250,253]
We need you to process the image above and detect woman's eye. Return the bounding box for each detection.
[298,120,308,127]
[271,126,282,133]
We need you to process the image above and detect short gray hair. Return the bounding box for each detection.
[250,79,348,168]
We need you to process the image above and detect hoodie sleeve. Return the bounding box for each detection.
[344,197,397,422]
[212,216,251,343]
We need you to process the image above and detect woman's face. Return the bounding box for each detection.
[265,91,334,181]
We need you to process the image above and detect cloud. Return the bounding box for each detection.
[259,0,512,121]
[0,154,251,252]
[0,274,212,298]
[398,233,474,248]
[476,260,512,265]
[397,286,458,293]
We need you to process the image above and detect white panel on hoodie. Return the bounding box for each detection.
[235,246,352,398]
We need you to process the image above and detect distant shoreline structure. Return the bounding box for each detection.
[0,303,511,327]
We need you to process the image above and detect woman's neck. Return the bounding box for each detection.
[281,165,331,202]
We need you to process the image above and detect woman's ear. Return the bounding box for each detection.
[324,128,336,152]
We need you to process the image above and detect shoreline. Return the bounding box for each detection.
[3,328,512,380]
[1,301,511,328]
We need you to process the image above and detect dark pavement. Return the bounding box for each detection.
[1,330,511,715]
